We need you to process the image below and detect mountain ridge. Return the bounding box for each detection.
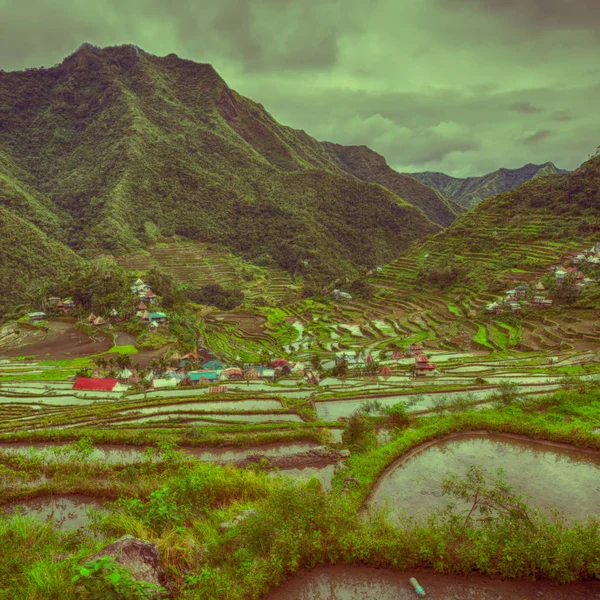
[408,162,570,209]
[0,43,447,307]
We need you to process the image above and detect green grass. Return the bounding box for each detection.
[1,385,600,598]
[472,324,493,350]
[105,345,138,355]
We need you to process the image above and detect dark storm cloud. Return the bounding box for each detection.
[0,0,598,176]
[440,0,600,31]
[523,130,552,145]
[509,102,542,114]
[0,0,368,72]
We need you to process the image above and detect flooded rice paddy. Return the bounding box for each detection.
[368,433,600,523]
[265,565,600,600]
[269,464,336,492]
[1,495,102,531]
[0,441,320,465]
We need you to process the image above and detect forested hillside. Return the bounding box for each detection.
[0,43,445,306]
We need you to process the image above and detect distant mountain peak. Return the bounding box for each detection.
[407,162,569,209]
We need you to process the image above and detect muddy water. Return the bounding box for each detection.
[315,385,561,421]
[111,413,302,425]
[129,399,282,413]
[0,441,320,465]
[0,396,105,406]
[269,464,336,492]
[368,433,600,524]
[264,565,600,600]
[329,429,344,443]
[0,442,150,463]
[1,495,103,531]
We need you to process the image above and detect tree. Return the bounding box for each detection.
[441,465,534,544]
[342,412,376,453]
[116,353,132,370]
[554,275,580,305]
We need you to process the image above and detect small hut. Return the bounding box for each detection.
[380,366,392,376]
[245,368,259,380]
[93,316,106,326]
[86,313,96,323]
[118,368,133,382]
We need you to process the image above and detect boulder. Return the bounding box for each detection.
[85,535,168,591]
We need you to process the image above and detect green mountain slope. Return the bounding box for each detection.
[0,43,440,292]
[0,206,82,309]
[408,162,569,209]
[320,142,464,226]
[394,156,600,295]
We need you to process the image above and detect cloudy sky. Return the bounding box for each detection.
[2,0,599,177]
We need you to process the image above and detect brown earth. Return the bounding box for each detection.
[0,321,112,359]
[210,312,267,336]
[235,447,346,470]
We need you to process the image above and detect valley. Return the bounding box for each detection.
[1,41,600,600]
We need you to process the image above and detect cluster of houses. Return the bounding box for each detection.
[131,278,157,304]
[71,351,323,392]
[28,298,76,322]
[572,242,600,266]
[485,246,600,315]
[130,279,169,329]
[486,282,553,315]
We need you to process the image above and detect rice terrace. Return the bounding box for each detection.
[2,22,600,600]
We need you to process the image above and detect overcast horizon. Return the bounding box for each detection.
[2,0,599,177]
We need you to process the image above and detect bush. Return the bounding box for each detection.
[342,412,377,452]
[73,556,166,599]
[185,284,244,310]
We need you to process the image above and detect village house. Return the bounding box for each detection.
[514,284,529,298]
[333,289,353,301]
[485,302,503,314]
[148,311,169,326]
[414,354,438,377]
[72,377,128,392]
[531,296,553,307]
[27,312,46,323]
[554,269,567,280]
[255,366,276,381]
[508,301,522,313]
[189,370,222,384]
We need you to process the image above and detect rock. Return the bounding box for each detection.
[339,449,351,458]
[85,535,167,592]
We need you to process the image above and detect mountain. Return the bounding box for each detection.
[0,43,444,307]
[393,156,600,296]
[320,143,464,227]
[0,206,82,308]
[408,162,570,209]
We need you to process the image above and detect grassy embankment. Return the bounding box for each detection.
[0,382,599,599]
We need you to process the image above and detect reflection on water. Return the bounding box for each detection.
[1,495,102,531]
[369,434,600,523]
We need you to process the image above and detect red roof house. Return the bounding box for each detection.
[272,358,289,368]
[72,377,118,391]
[414,355,437,376]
